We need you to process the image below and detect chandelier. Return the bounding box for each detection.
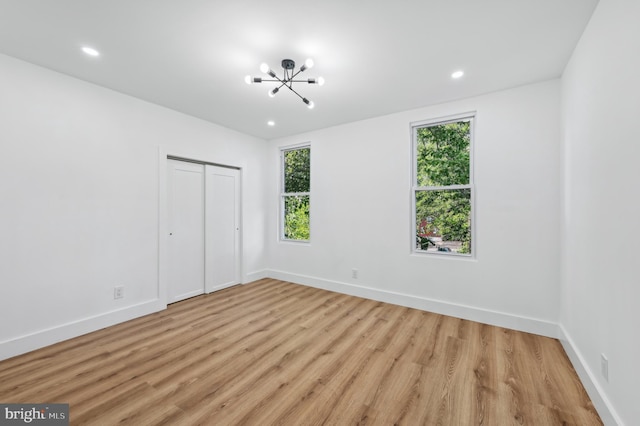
[245,58,324,109]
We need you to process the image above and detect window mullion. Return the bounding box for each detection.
[283,191,310,197]
[414,184,471,191]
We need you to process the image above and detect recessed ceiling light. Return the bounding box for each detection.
[267,120,275,126]
[81,47,100,57]
[451,70,464,79]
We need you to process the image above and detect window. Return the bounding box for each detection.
[281,145,310,241]
[412,115,474,255]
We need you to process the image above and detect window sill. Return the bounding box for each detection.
[411,250,477,261]
[279,239,311,245]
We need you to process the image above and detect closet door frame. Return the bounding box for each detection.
[158,148,243,306]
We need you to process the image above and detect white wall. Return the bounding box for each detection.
[561,0,640,424]
[0,53,267,359]
[4,6,636,419]
[267,80,562,336]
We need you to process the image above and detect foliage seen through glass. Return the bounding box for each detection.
[283,147,310,240]
[415,120,472,254]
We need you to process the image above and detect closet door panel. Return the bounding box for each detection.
[205,165,240,292]
[167,160,205,302]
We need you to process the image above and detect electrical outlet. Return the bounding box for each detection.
[114,286,124,300]
[601,353,609,382]
[352,268,358,279]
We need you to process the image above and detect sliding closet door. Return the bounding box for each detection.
[167,159,205,303]
[205,165,240,293]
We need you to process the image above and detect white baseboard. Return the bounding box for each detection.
[266,269,559,338]
[244,269,268,283]
[0,299,166,361]
[558,324,622,426]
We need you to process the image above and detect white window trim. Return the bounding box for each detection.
[410,112,476,257]
[280,143,311,243]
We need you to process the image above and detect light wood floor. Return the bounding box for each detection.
[0,279,601,425]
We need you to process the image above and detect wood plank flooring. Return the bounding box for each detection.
[0,279,602,425]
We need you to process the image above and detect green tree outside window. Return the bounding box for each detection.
[415,120,472,255]
[282,147,310,240]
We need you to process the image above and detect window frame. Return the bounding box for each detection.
[411,113,475,257]
[280,143,311,243]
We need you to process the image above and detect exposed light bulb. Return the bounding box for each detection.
[317,76,325,86]
[244,75,252,85]
[81,46,100,57]
[260,63,270,73]
[269,87,279,97]
[451,70,464,79]
[304,58,314,69]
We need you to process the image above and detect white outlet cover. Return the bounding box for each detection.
[114,286,124,299]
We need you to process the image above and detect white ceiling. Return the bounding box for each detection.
[0,0,599,139]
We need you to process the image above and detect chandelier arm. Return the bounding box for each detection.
[275,76,287,85]
[290,67,307,80]
[266,80,289,97]
[264,69,287,84]
[284,83,306,101]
